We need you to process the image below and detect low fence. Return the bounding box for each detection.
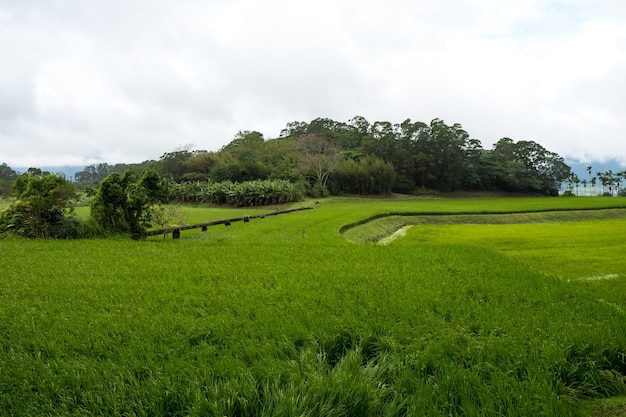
[137,207,312,240]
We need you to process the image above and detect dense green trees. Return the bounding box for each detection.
[1,168,172,238]
[491,138,571,195]
[134,116,571,197]
[330,156,396,195]
[0,115,584,203]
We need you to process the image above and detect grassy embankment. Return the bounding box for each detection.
[1,196,625,416]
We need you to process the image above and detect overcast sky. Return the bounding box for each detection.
[1,0,625,168]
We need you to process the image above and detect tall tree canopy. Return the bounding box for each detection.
[492,138,571,195]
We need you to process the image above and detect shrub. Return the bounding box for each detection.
[90,169,170,234]
[173,179,303,207]
[0,173,78,238]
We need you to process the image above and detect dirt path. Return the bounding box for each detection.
[377,225,413,245]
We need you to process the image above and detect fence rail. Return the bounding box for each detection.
[137,207,313,239]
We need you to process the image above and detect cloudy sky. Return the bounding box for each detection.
[1,0,625,168]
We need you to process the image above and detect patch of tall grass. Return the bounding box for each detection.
[0,198,12,212]
[0,197,624,416]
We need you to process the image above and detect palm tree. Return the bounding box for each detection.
[573,174,580,196]
[590,176,597,195]
[606,170,615,196]
[566,173,574,194]
[581,179,588,196]
[619,171,626,196]
[597,171,605,195]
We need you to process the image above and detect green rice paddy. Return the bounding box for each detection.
[1,196,625,416]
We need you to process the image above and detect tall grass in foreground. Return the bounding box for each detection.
[0,197,625,416]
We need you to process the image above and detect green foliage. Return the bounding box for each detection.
[73,162,115,188]
[0,162,18,181]
[74,161,156,189]
[0,173,78,238]
[90,169,170,234]
[329,156,396,195]
[100,116,574,196]
[0,179,14,198]
[492,138,571,195]
[173,179,303,207]
[150,204,187,230]
[0,163,19,197]
[0,197,624,415]
[296,134,343,192]
[153,147,207,182]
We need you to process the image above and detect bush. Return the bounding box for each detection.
[91,169,170,234]
[0,173,78,238]
[308,182,329,198]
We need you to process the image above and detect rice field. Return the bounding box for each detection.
[0,196,625,416]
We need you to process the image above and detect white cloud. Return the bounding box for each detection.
[0,0,625,167]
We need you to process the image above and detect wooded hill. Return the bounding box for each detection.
[5,116,574,197]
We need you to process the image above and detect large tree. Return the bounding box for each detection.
[220,131,269,180]
[296,134,343,195]
[413,119,471,191]
[492,138,571,195]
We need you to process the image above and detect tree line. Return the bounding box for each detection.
[2,116,576,199]
[72,116,572,196]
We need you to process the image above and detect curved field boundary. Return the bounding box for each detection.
[341,207,626,244]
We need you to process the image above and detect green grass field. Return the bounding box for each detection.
[1,196,625,416]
